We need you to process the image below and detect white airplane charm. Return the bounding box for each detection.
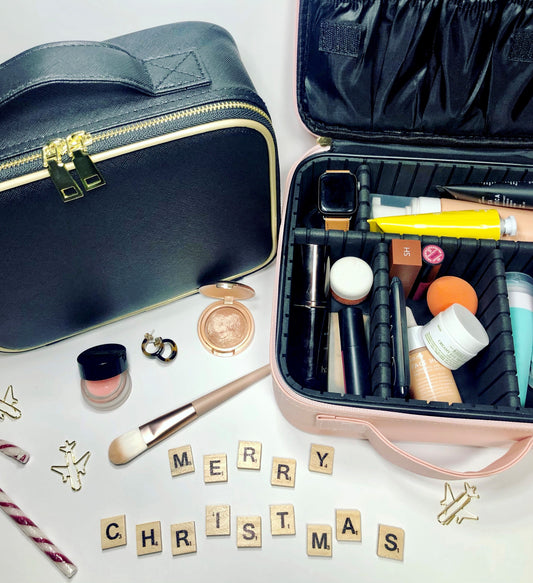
[438,482,479,525]
[0,385,22,420]
[51,440,91,491]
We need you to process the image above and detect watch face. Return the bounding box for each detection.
[318,171,358,216]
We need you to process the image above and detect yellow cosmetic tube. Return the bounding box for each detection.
[368,209,517,240]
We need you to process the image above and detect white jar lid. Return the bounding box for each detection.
[422,303,489,369]
[330,256,374,304]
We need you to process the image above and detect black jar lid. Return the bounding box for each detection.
[77,343,128,381]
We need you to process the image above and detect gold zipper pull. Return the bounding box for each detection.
[42,139,84,202]
[67,131,105,191]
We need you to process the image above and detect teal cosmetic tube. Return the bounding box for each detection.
[506,272,533,406]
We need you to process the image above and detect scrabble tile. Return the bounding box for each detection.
[237,441,262,470]
[270,504,296,535]
[136,521,162,556]
[168,445,195,477]
[307,524,332,557]
[170,521,197,556]
[237,516,262,548]
[309,444,335,474]
[100,515,127,550]
[206,504,231,536]
[203,454,228,483]
[271,457,296,487]
[335,509,361,542]
[377,524,405,561]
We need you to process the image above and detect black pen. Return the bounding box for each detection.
[390,276,410,399]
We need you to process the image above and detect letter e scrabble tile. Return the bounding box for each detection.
[100,515,127,550]
[237,516,262,548]
[203,453,228,483]
[136,521,162,556]
[307,524,332,557]
[271,457,296,487]
[237,440,262,470]
[270,504,296,535]
[377,524,405,561]
[206,504,231,536]
[170,521,197,556]
[168,445,195,477]
[336,509,361,542]
[309,444,335,474]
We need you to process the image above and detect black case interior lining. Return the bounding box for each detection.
[298,0,533,146]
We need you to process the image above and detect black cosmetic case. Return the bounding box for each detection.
[0,22,279,352]
[271,0,533,479]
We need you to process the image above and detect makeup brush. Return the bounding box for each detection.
[109,364,270,465]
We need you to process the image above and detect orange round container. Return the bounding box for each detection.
[426,276,478,316]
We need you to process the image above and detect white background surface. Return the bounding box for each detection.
[1,2,532,582]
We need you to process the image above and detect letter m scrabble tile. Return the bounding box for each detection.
[168,445,195,477]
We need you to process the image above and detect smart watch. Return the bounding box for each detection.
[318,170,358,231]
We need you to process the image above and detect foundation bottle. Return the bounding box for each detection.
[406,309,462,404]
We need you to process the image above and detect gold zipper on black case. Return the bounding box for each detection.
[0,101,271,202]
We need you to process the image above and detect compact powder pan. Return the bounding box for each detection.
[198,282,255,357]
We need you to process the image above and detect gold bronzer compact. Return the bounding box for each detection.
[197,281,255,356]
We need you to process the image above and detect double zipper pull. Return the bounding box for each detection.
[67,132,105,191]
[42,139,84,203]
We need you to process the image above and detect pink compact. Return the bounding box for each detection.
[77,344,132,410]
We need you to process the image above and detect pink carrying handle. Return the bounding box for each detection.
[316,415,533,479]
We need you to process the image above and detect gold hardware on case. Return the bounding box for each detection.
[42,138,84,202]
[66,131,105,191]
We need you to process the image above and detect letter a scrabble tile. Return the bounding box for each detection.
[335,509,361,542]
[136,521,162,556]
[309,444,335,474]
[100,515,127,550]
[377,524,405,561]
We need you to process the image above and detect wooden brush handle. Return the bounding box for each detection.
[192,364,270,417]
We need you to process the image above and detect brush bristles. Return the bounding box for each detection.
[108,429,148,465]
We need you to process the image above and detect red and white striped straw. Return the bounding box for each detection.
[0,439,30,464]
[0,486,77,578]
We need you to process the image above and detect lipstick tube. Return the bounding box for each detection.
[288,244,328,390]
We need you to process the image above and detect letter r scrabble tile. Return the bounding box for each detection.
[271,457,296,487]
[309,444,335,474]
[136,521,162,556]
[170,521,197,556]
[237,440,262,470]
[203,454,228,483]
[377,524,405,561]
[100,515,127,550]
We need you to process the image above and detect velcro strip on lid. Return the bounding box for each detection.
[319,20,363,58]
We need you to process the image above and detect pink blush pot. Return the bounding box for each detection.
[77,344,132,410]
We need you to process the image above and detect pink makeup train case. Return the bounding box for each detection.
[270,0,533,480]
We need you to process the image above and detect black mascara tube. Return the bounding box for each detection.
[339,306,370,397]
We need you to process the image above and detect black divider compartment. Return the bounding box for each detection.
[276,151,533,423]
